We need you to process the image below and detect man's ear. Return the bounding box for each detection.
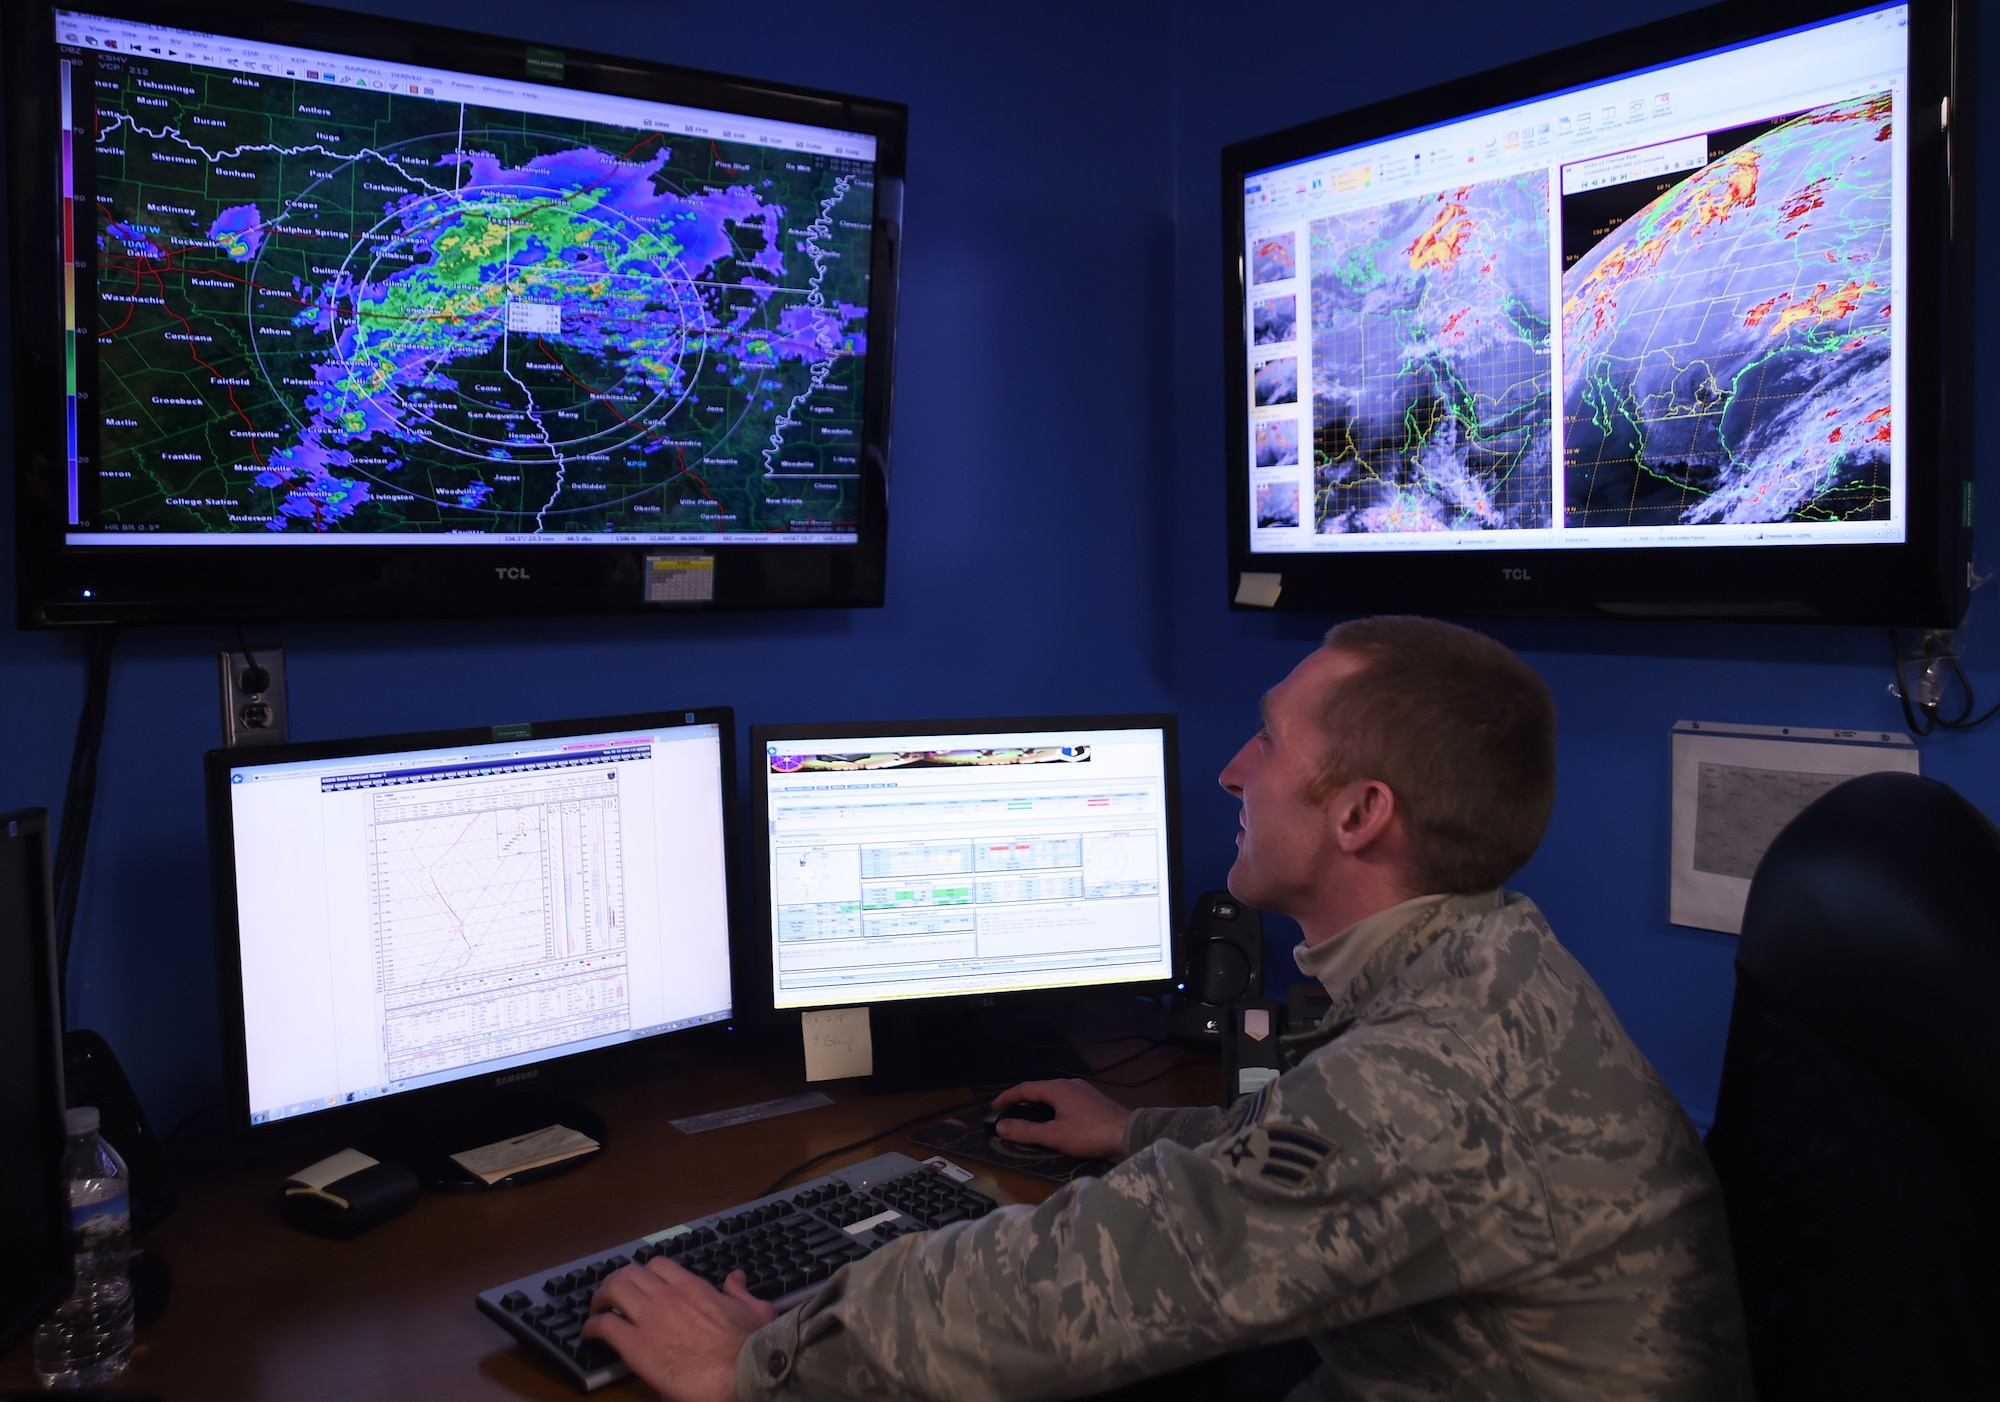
[1329,777,1399,855]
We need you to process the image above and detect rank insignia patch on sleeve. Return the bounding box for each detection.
[1218,1123,1340,1187]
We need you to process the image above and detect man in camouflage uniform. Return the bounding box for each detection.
[586,617,1753,1401]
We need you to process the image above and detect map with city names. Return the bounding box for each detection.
[81,52,874,539]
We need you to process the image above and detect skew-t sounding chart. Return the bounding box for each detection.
[367,767,628,1081]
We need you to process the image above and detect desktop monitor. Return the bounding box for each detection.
[204,709,736,1159]
[0,809,72,1354]
[5,0,907,625]
[1224,0,1974,624]
[747,716,1182,1083]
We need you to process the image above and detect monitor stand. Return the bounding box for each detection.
[866,1006,1087,1094]
[366,1090,607,1192]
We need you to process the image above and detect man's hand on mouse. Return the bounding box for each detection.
[992,1078,1133,1161]
[583,1257,773,1402]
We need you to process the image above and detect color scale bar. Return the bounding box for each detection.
[60,59,79,525]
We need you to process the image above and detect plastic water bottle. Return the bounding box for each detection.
[32,1107,136,1389]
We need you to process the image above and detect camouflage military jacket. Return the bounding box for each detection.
[737,890,1751,1400]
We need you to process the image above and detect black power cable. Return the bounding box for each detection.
[1889,627,2000,736]
[54,626,119,1018]
[234,624,269,695]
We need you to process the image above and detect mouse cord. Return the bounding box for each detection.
[757,1096,984,1198]
[755,1044,1205,1197]
[1084,1052,1210,1089]
[1072,1039,1187,1084]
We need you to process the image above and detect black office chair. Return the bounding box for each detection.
[1705,771,2000,1401]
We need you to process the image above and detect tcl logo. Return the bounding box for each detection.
[1501,568,1532,582]
[494,567,532,580]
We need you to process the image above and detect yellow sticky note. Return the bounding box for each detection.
[802,1007,873,1081]
[1234,572,1283,608]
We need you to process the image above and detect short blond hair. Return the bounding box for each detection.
[1313,616,1557,893]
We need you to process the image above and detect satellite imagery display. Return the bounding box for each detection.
[1252,231,1296,285]
[1255,480,1300,529]
[1306,173,1554,533]
[78,50,874,540]
[1254,419,1299,467]
[1252,293,1296,346]
[1561,93,1895,528]
[1253,355,1298,407]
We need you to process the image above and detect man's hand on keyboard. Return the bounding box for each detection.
[583,1257,775,1401]
[992,1077,1133,1161]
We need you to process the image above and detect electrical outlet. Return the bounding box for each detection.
[218,646,289,747]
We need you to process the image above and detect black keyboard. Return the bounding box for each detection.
[475,1152,998,1391]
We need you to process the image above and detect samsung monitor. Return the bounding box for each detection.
[0,809,72,1354]
[1225,0,1974,624]
[5,0,906,625]
[205,709,736,1157]
[747,716,1182,1083]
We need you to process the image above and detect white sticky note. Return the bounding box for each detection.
[1234,572,1283,608]
[802,1006,873,1081]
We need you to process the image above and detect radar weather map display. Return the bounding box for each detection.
[1241,3,1910,556]
[57,10,878,546]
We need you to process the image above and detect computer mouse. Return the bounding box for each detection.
[984,1099,1057,1129]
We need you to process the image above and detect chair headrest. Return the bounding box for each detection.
[1740,771,2000,1147]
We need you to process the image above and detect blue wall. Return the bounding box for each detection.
[1,0,1994,1133]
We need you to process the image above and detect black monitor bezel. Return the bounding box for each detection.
[745,713,1185,1025]
[0,808,72,1356]
[1221,0,1975,625]
[5,0,908,627]
[203,706,741,1144]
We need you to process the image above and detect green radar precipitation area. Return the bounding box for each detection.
[82,53,874,538]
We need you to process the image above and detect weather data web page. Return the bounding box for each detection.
[763,727,1177,1008]
[1242,4,1909,554]
[227,723,732,1124]
[56,10,878,547]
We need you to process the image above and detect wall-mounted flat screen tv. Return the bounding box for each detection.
[4,0,906,624]
[1224,0,1973,624]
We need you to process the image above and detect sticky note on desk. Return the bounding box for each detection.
[803,1006,873,1081]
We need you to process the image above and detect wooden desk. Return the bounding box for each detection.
[3,1041,1213,1401]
